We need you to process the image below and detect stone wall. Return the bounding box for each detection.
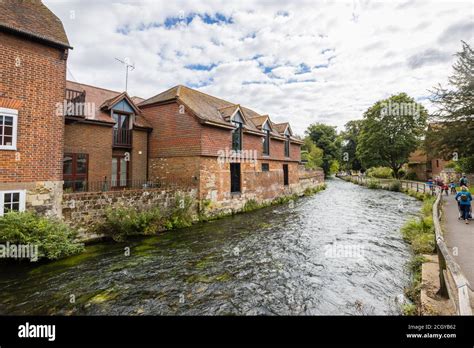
[62,187,198,241]
[199,158,324,216]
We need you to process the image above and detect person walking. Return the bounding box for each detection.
[455,186,472,224]
[459,174,469,187]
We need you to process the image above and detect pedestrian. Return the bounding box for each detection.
[442,182,449,196]
[449,181,457,195]
[459,173,469,187]
[455,186,472,224]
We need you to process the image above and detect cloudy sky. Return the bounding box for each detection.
[45,0,473,135]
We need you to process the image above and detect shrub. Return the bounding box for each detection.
[243,199,261,212]
[389,181,401,192]
[0,211,84,260]
[99,206,163,242]
[404,172,418,181]
[164,194,195,230]
[367,178,381,189]
[366,166,393,179]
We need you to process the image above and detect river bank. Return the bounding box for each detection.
[336,174,455,315]
[0,178,420,315]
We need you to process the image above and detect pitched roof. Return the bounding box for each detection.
[65,81,151,129]
[141,85,304,138]
[139,85,303,142]
[0,0,71,49]
[273,122,293,136]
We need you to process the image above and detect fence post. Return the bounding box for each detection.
[437,243,449,298]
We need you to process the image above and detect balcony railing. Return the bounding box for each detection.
[65,89,86,117]
[113,128,132,147]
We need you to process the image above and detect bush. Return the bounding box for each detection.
[243,199,261,212]
[0,212,84,260]
[163,194,195,230]
[404,172,418,181]
[367,178,381,189]
[99,206,163,242]
[389,181,401,192]
[366,166,393,179]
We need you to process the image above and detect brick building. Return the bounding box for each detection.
[1,1,318,220]
[63,81,151,192]
[139,86,305,212]
[406,149,448,181]
[0,0,71,217]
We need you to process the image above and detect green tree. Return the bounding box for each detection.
[340,120,364,172]
[426,41,474,172]
[356,93,428,178]
[305,123,341,176]
[301,137,323,169]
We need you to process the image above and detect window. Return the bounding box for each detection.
[283,164,289,186]
[262,121,271,156]
[0,107,18,150]
[232,112,243,151]
[262,163,269,172]
[230,163,241,193]
[0,190,26,216]
[63,153,88,192]
[113,112,131,146]
[284,135,290,157]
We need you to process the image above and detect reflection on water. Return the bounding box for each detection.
[0,178,421,315]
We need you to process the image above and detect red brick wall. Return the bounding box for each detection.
[131,129,148,182]
[0,31,67,183]
[64,123,112,183]
[141,101,201,158]
[65,123,148,184]
[149,156,200,189]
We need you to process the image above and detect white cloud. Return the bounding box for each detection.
[45,0,474,134]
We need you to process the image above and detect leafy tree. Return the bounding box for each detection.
[305,123,341,176]
[356,93,428,178]
[340,120,364,172]
[301,137,324,169]
[426,41,474,172]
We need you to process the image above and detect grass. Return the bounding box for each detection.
[400,195,436,315]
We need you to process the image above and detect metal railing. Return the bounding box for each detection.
[343,175,433,193]
[113,128,132,147]
[339,174,473,314]
[65,89,86,117]
[63,177,197,194]
[433,192,473,315]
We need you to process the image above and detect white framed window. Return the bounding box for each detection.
[0,190,26,216]
[0,107,18,150]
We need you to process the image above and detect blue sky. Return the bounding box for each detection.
[45,0,473,134]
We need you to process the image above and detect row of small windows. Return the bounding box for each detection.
[231,113,291,157]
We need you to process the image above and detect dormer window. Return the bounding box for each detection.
[231,111,244,151]
[262,121,271,156]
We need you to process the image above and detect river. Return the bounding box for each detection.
[0,178,422,315]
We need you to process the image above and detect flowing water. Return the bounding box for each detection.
[0,178,421,315]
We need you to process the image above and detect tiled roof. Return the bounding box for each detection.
[65,81,151,129]
[139,85,298,140]
[0,0,71,49]
[273,122,289,133]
